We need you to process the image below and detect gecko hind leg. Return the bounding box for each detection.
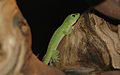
[51,50,59,63]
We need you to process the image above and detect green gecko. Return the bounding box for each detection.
[43,13,80,65]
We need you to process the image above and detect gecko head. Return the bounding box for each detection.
[70,13,80,19]
[65,13,80,25]
[69,13,80,20]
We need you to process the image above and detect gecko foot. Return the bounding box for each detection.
[51,50,59,63]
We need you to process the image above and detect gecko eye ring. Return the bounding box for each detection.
[72,14,76,17]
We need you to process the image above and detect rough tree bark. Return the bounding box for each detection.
[55,12,120,75]
[0,0,120,75]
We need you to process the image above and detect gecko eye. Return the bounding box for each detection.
[71,14,76,17]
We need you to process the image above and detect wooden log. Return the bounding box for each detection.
[55,12,120,74]
[0,0,65,75]
[94,0,120,19]
[0,0,28,74]
[0,0,120,75]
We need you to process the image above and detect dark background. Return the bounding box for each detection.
[16,0,107,59]
[16,0,88,59]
